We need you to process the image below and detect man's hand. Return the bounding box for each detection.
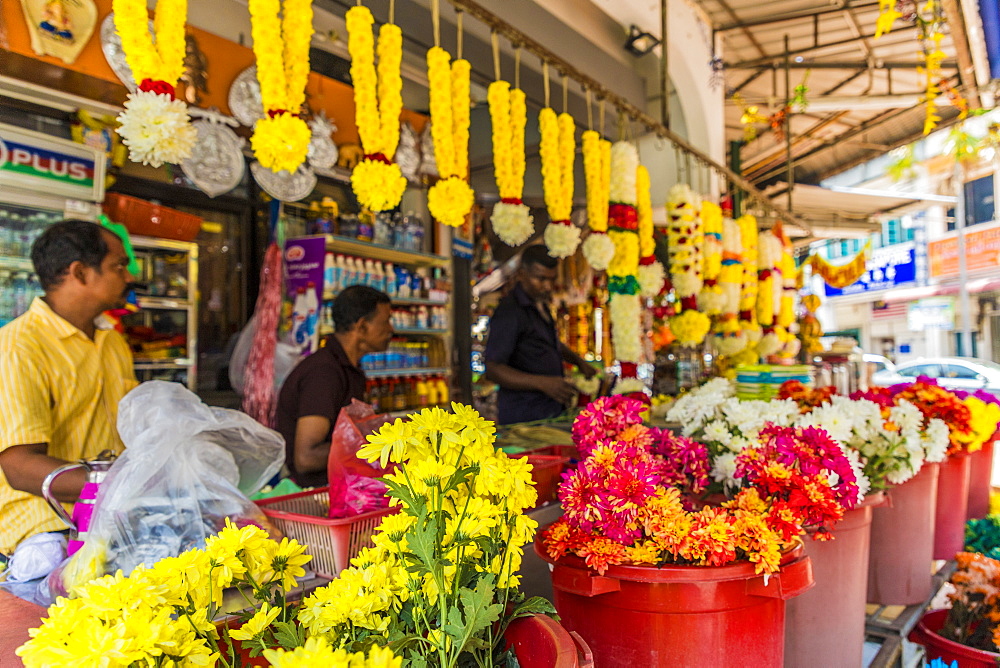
[536,376,578,405]
[0,444,86,503]
[578,363,598,380]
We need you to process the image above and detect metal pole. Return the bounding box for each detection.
[955,160,974,356]
[660,0,670,129]
[785,34,793,213]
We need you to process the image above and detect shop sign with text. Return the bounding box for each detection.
[825,242,917,297]
[928,222,1000,278]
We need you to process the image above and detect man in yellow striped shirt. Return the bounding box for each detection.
[0,220,137,570]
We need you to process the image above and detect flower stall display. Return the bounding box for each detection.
[427,47,475,228]
[488,81,533,246]
[347,6,407,212]
[540,108,580,257]
[665,185,710,347]
[113,0,197,167]
[539,395,858,667]
[18,405,558,668]
[248,0,314,173]
[581,130,615,269]
[606,142,644,395]
[698,201,725,316]
[635,166,665,298]
[777,236,800,358]
[713,215,747,356]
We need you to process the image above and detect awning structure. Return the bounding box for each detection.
[763,182,956,242]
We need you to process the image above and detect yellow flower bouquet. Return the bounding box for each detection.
[19,405,552,668]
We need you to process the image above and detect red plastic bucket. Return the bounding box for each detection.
[784,491,884,668]
[934,453,972,560]
[967,439,995,520]
[504,613,594,668]
[537,541,813,667]
[867,462,940,605]
[909,609,1000,667]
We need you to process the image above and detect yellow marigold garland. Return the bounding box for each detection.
[738,214,762,351]
[581,130,615,269]
[112,0,196,167]
[713,214,747,356]
[427,47,474,228]
[248,0,314,173]
[806,242,871,288]
[540,108,580,258]
[488,81,533,246]
[699,201,725,315]
[347,6,406,211]
[778,244,796,329]
[636,165,665,298]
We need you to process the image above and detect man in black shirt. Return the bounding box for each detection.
[485,245,597,425]
[275,285,393,486]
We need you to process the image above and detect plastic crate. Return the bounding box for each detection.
[103,192,202,241]
[512,454,570,509]
[255,487,395,578]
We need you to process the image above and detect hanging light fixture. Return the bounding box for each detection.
[624,25,660,56]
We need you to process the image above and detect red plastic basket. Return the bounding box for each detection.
[513,454,570,509]
[255,487,395,578]
[103,192,202,242]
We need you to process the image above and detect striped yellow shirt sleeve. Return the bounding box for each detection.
[0,345,53,451]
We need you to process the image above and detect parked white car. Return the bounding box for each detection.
[870,356,1000,396]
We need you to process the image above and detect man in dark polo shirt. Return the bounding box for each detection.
[485,245,597,425]
[275,285,393,486]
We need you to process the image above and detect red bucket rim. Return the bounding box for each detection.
[534,536,804,583]
[912,609,1000,661]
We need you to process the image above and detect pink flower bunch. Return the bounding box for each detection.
[735,424,860,540]
[559,440,662,543]
[653,430,711,495]
[571,395,646,458]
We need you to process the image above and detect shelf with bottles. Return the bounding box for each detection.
[365,366,450,378]
[366,374,451,415]
[0,269,42,327]
[320,253,448,302]
[360,337,446,373]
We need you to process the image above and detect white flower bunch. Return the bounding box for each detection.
[666,378,735,433]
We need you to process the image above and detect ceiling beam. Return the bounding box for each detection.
[715,2,881,32]
[726,33,913,70]
[940,0,982,108]
[711,0,769,59]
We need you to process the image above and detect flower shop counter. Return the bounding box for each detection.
[0,589,47,666]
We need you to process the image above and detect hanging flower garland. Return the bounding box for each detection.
[488,81,532,245]
[713,213,746,356]
[756,229,785,357]
[806,242,871,288]
[347,6,406,211]
[636,166,665,297]
[737,214,761,349]
[427,47,475,227]
[778,231,799,358]
[113,0,197,167]
[581,130,615,269]
[248,0,313,174]
[540,108,580,257]
[666,184,710,347]
[607,142,643,394]
[699,200,725,315]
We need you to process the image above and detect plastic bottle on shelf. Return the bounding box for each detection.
[396,265,411,299]
[411,215,425,252]
[290,286,308,351]
[416,305,428,330]
[357,210,374,243]
[426,375,439,406]
[12,272,28,317]
[415,377,429,408]
[343,257,356,286]
[323,253,335,295]
[436,377,449,404]
[362,259,375,288]
[384,263,396,297]
[333,255,346,292]
[320,197,339,235]
[0,270,12,326]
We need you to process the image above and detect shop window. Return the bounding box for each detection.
[880,218,915,246]
[898,363,942,378]
[942,364,981,380]
[946,175,995,231]
[954,332,980,358]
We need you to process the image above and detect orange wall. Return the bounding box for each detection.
[1,0,425,146]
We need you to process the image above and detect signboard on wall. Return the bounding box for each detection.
[907,297,956,331]
[927,221,1000,278]
[0,123,105,202]
[825,242,917,297]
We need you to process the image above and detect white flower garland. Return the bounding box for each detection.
[609,293,642,362]
[543,223,582,259]
[117,92,196,167]
[492,202,534,247]
[582,233,616,270]
[638,261,666,298]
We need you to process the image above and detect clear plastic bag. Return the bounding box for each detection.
[327,399,391,518]
[61,381,286,592]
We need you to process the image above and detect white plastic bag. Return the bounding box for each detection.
[62,381,285,590]
[229,313,301,397]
